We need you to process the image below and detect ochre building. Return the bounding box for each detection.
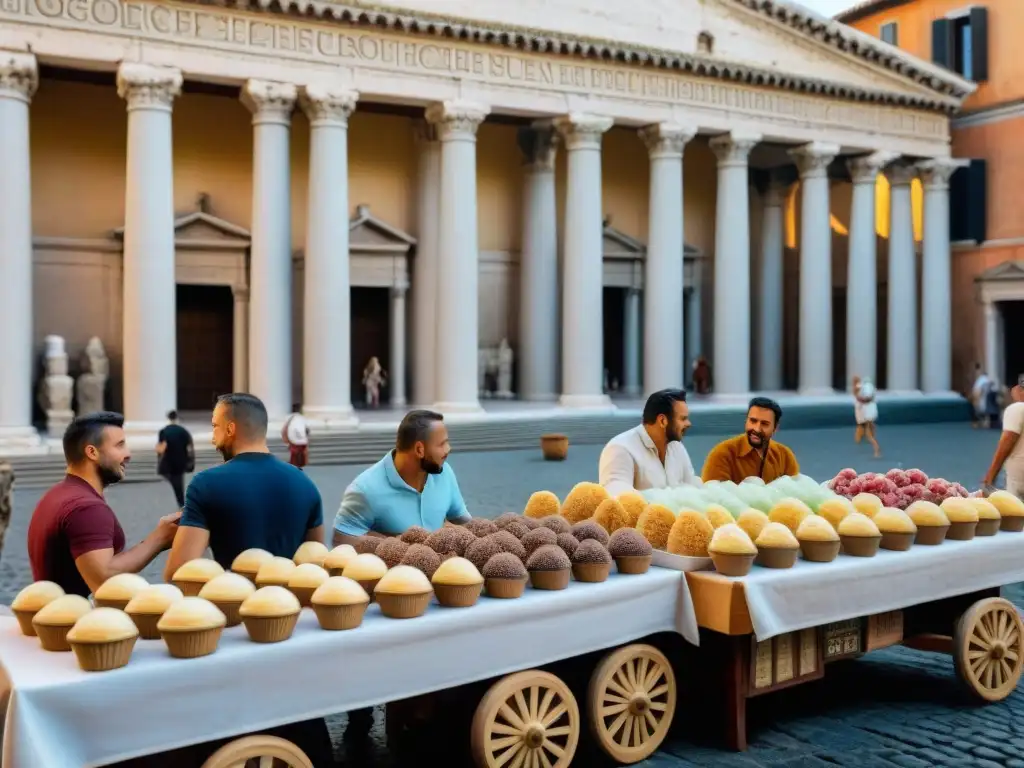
[0,0,973,447]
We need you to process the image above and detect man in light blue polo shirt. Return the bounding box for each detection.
[333,409,472,544]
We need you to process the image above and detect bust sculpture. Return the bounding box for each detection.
[76,336,109,415]
[37,334,75,434]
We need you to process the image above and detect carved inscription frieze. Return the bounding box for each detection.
[0,0,949,141]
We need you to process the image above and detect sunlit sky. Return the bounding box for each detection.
[795,0,862,17]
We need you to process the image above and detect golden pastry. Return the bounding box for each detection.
[172,558,225,596]
[31,594,92,651]
[323,544,358,576]
[988,490,1024,531]
[11,581,65,637]
[969,497,1002,536]
[310,576,370,630]
[768,498,812,534]
[66,607,139,672]
[817,497,854,530]
[837,512,882,557]
[707,524,757,577]
[198,572,257,626]
[157,596,227,658]
[254,556,297,588]
[851,493,883,518]
[906,500,950,545]
[666,510,714,557]
[795,515,840,562]
[93,573,149,610]
[431,556,484,607]
[286,563,330,606]
[374,565,434,618]
[736,509,770,543]
[754,522,799,569]
[293,541,330,567]
[239,586,302,643]
[874,507,918,551]
[125,584,184,639]
[940,497,979,541]
[231,548,274,583]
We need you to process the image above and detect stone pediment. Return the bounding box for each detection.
[113,194,250,251]
[602,219,701,261]
[349,204,416,254]
[976,261,1024,283]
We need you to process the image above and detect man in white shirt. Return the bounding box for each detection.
[983,380,1024,497]
[599,388,698,497]
[283,403,310,471]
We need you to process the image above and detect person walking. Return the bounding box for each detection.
[156,410,193,507]
[282,403,310,471]
[852,375,881,458]
[983,377,1024,497]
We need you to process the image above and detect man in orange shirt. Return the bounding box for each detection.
[701,397,800,483]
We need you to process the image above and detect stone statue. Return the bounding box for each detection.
[0,461,12,568]
[496,338,514,399]
[362,356,387,408]
[37,334,74,435]
[76,336,109,415]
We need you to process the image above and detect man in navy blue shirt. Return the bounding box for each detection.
[164,393,325,576]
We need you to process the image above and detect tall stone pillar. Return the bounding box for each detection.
[299,85,358,426]
[556,113,614,408]
[984,301,1000,385]
[117,63,182,434]
[918,158,968,393]
[242,80,296,418]
[686,266,703,378]
[517,123,559,402]
[623,287,641,397]
[640,122,694,395]
[390,286,407,408]
[412,120,440,406]
[756,177,787,391]
[232,286,249,393]
[426,100,489,413]
[0,52,39,448]
[885,162,918,391]
[709,131,760,394]
[846,152,895,389]
[790,142,839,395]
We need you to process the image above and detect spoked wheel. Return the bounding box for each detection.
[587,643,676,764]
[471,669,580,767]
[200,735,313,768]
[954,597,1024,702]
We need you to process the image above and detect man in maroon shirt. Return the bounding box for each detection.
[27,411,181,597]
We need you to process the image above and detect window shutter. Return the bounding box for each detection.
[932,18,953,68]
[970,6,989,82]
[949,164,968,242]
[967,159,987,243]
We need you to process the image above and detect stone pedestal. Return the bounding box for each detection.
[37,335,74,436]
[75,336,108,415]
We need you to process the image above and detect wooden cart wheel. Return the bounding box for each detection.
[471,669,580,768]
[954,597,1024,702]
[587,644,676,764]
[200,735,313,768]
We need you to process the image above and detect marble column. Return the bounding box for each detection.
[390,285,407,407]
[426,100,489,413]
[756,177,787,391]
[117,63,182,433]
[242,80,296,419]
[984,301,1000,385]
[412,120,440,406]
[686,269,703,379]
[232,286,249,393]
[623,287,641,397]
[709,131,760,394]
[517,123,559,402]
[917,158,968,393]
[0,52,38,447]
[885,162,918,391]
[556,113,614,408]
[790,142,839,395]
[299,85,358,425]
[640,122,694,395]
[846,152,895,390]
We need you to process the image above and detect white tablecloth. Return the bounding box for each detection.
[0,569,697,768]
[740,530,1024,641]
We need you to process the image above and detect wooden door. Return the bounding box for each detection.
[176,284,234,411]
[603,287,624,392]
[351,287,391,408]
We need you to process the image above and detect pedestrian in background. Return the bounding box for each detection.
[156,410,193,508]
[282,403,310,471]
[852,375,881,458]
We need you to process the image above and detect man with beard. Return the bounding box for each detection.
[163,393,325,577]
[599,388,697,497]
[332,409,472,546]
[701,396,800,483]
[27,412,181,597]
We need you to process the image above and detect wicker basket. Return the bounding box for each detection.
[540,434,569,461]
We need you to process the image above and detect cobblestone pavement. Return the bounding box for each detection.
[3,421,1022,767]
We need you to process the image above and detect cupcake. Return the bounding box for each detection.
[374,565,434,619]
[310,577,370,630]
[539,515,572,535]
[172,558,225,596]
[482,552,529,598]
[940,498,979,541]
[255,556,298,588]
[354,536,385,554]
[616,493,647,528]
[571,539,613,582]
[466,535,505,572]
[636,504,676,549]
[736,509,770,543]
[795,515,840,562]
[286,563,330,607]
[851,493,883,519]
[817,497,854,531]
[293,541,329,567]
[526,544,572,590]
[906,501,950,545]
[125,584,184,639]
[66,607,139,672]
[491,530,528,561]
[571,520,610,546]
[425,526,477,557]
[754,522,800,568]
[873,507,918,551]
[198,572,256,626]
[93,573,149,610]
[239,586,301,642]
[708,524,757,577]
[376,538,412,569]
[501,519,532,540]
[768,498,811,534]
[521,526,558,556]
[607,528,653,574]
[523,490,561,519]
[323,544,358,576]
[666,510,714,557]
[556,533,580,558]
[704,504,735,529]
[837,512,882,557]
[399,526,432,545]
[401,544,443,580]
[11,581,65,637]
[431,556,484,607]
[231,548,274,583]
[970,498,1002,536]
[465,518,499,537]
[592,499,631,535]
[988,490,1024,532]
[560,481,609,524]
[157,597,227,658]
[341,553,388,598]
[31,594,92,651]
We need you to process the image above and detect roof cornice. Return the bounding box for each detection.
[834,0,915,25]
[213,0,973,114]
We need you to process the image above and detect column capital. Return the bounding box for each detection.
[241,80,297,126]
[517,123,557,171]
[639,122,696,159]
[847,151,899,184]
[788,142,840,179]
[299,84,358,127]
[709,131,761,167]
[425,100,489,141]
[413,118,439,144]
[0,51,37,103]
[554,113,613,151]
[390,284,408,298]
[884,160,918,187]
[116,63,182,112]
[916,157,970,190]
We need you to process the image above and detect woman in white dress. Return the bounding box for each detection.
[852,375,881,458]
